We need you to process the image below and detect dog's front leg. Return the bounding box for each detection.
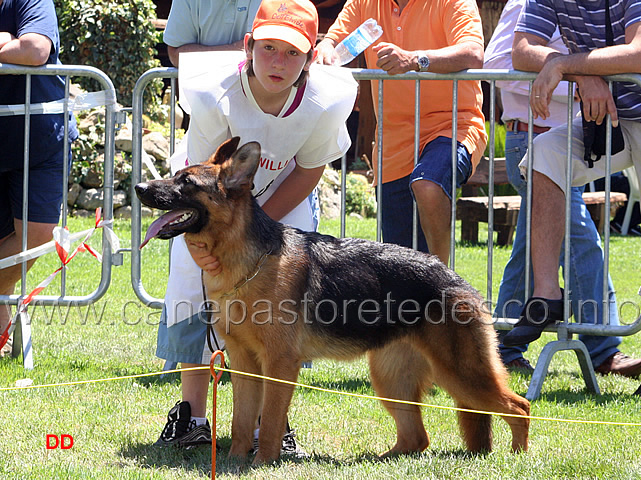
[253,359,300,465]
[228,347,263,459]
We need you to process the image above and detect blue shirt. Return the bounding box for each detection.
[516,0,641,121]
[0,0,78,167]
[163,0,262,48]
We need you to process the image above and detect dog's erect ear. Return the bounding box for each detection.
[221,141,261,191]
[208,137,242,165]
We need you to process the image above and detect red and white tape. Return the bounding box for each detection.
[0,209,120,352]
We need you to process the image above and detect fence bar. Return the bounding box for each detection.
[412,80,420,251]
[340,153,347,238]
[21,74,31,299]
[0,63,117,308]
[61,75,70,294]
[603,81,616,324]
[450,81,459,270]
[131,67,178,308]
[486,81,496,303]
[376,79,384,243]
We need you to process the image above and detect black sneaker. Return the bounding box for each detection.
[280,425,307,458]
[155,401,212,447]
[251,421,308,458]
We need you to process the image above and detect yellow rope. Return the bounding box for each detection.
[0,366,206,391]
[2,365,640,427]
[212,365,641,427]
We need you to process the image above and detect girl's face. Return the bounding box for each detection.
[246,37,314,94]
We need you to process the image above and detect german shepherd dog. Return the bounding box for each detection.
[135,137,530,464]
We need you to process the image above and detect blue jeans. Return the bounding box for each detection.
[381,136,472,251]
[495,130,621,367]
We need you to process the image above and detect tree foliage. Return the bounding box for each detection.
[54,0,162,107]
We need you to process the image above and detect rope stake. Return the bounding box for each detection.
[210,350,225,480]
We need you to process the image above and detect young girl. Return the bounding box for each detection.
[155,0,357,450]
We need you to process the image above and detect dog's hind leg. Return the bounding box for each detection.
[499,393,530,452]
[368,342,430,456]
[227,345,264,459]
[253,356,301,465]
[420,346,530,453]
[456,389,530,453]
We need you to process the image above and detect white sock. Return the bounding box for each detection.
[253,427,260,441]
[191,416,207,426]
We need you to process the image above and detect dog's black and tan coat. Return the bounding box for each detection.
[136,137,530,465]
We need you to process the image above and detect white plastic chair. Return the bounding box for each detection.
[621,167,640,234]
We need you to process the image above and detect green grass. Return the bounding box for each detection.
[1,216,640,479]
[484,122,507,158]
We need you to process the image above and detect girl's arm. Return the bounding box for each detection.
[186,163,325,273]
[260,164,325,222]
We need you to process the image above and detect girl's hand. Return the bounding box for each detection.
[185,240,223,276]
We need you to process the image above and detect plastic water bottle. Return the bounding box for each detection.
[333,18,383,66]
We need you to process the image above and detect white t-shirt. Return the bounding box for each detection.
[164,51,358,328]
[483,0,578,127]
[178,51,357,199]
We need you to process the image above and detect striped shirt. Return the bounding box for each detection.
[516,0,641,121]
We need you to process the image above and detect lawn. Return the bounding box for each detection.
[1,216,640,479]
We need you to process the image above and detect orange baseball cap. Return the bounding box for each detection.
[252,0,319,53]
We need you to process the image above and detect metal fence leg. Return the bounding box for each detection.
[12,311,33,370]
[526,339,599,401]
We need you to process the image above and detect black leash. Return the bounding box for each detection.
[201,269,228,369]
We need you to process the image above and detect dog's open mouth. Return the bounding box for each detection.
[140,208,199,248]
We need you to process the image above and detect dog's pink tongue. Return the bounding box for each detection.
[140,210,185,249]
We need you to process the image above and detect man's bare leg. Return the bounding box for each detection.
[530,171,564,301]
[502,171,566,346]
[411,179,452,265]
[0,220,57,333]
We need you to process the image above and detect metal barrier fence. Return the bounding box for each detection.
[130,67,178,310]
[129,66,641,399]
[356,68,641,399]
[5,64,639,397]
[0,63,119,369]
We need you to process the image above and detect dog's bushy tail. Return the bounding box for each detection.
[458,410,492,453]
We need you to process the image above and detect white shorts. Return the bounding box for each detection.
[519,117,641,194]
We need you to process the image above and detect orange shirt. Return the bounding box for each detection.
[325,0,487,183]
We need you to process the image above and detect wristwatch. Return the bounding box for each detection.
[416,53,430,72]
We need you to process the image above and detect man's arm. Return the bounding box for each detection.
[373,41,483,75]
[514,23,641,124]
[0,32,52,66]
[315,37,339,65]
[512,31,563,72]
[515,22,641,77]
[0,32,16,50]
[168,39,246,67]
[316,38,483,72]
